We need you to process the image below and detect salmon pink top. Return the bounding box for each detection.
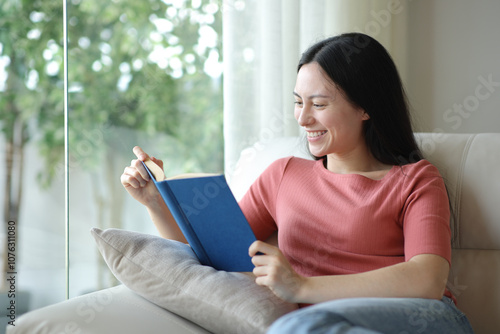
[239,157,453,300]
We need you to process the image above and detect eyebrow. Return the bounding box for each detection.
[293,91,332,99]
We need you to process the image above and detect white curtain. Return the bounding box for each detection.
[223,0,410,177]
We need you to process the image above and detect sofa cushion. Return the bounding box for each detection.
[91,227,298,334]
[10,285,212,334]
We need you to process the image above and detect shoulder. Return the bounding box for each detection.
[398,160,447,196]
[253,156,315,189]
[399,159,442,179]
[265,156,315,173]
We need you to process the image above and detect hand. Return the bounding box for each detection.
[249,240,305,303]
[120,146,164,208]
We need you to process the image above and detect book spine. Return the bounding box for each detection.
[141,162,211,266]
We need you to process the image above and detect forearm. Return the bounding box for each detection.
[146,196,187,243]
[295,255,448,304]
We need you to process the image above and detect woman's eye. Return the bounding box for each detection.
[294,101,303,106]
[313,104,325,108]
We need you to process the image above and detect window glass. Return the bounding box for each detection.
[66,0,223,297]
[0,0,66,317]
[0,0,223,318]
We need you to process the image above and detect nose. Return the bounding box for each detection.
[296,105,313,127]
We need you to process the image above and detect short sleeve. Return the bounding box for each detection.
[401,161,452,265]
[238,157,292,241]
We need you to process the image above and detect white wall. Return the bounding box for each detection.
[408,0,500,133]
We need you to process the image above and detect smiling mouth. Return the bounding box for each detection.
[307,130,327,138]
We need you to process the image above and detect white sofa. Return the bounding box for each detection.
[9,133,500,334]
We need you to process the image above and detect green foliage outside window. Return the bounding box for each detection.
[0,0,223,291]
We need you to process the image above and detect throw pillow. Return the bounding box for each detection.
[91,228,298,334]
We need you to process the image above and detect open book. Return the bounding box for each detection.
[142,159,257,272]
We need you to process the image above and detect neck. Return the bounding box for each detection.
[325,146,389,175]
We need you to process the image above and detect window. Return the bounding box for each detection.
[0,0,223,313]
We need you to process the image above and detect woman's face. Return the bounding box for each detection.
[293,62,369,159]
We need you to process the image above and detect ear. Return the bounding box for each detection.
[360,110,370,121]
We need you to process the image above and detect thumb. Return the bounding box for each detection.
[133,146,150,161]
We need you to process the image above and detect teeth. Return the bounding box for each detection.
[307,131,327,138]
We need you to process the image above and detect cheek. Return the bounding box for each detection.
[293,107,300,121]
[317,113,338,130]
[322,110,360,131]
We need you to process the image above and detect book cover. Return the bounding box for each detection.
[141,160,256,272]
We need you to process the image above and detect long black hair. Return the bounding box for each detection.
[298,33,422,165]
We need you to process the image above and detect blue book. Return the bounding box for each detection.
[142,160,256,272]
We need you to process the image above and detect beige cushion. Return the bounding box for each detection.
[415,133,500,334]
[91,228,298,334]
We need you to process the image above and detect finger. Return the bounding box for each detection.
[252,261,273,276]
[123,166,149,187]
[249,240,279,257]
[131,159,150,182]
[120,172,141,189]
[251,254,274,267]
[124,165,148,186]
[133,146,149,161]
[255,275,271,288]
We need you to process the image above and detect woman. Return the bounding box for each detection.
[121,33,474,333]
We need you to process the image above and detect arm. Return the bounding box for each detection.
[145,196,187,243]
[120,146,187,243]
[249,241,449,304]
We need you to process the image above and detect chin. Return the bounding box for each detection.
[308,148,327,159]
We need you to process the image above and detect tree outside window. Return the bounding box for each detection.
[0,0,223,310]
